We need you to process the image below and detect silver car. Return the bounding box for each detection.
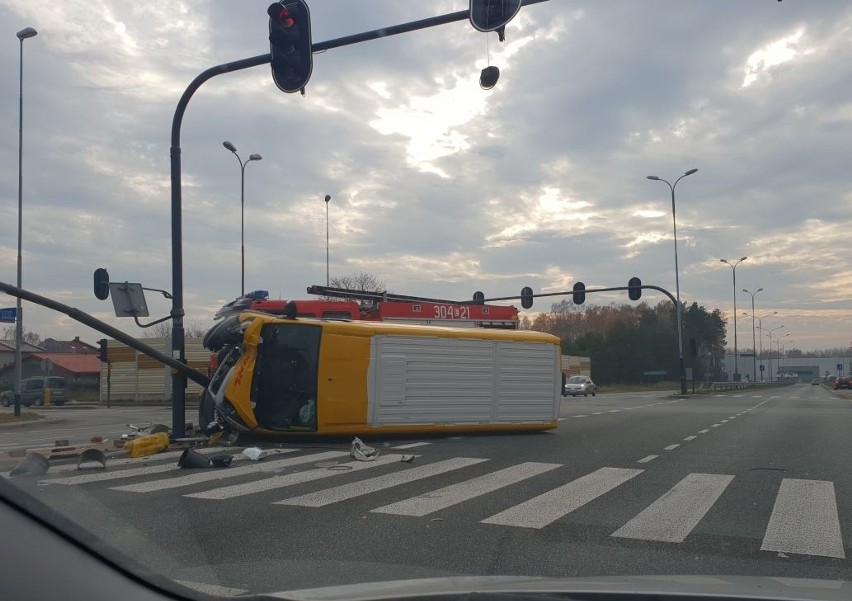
[563,375,596,397]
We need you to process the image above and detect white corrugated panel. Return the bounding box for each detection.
[368,335,559,426]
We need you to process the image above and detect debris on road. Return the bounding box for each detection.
[177,448,233,469]
[10,452,49,478]
[77,449,107,470]
[124,432,170,458]
[350,437,378,462]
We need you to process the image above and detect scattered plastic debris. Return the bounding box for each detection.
[242,447,286,461]
[350,437,378,462]
[149,424,170,435]
[210,454,233,468]
[400,455,415,463]
[121,423,152,441]
[77,449,107,470]
[90,436,103,443]
[124,432,170,458]
[10,452,49,478]
[178,448,213,468]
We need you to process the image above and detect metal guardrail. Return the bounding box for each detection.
[698,381,791,392]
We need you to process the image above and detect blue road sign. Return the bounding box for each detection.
[0,307,17,323]
[759,364,765,372]
[838,363,844,371]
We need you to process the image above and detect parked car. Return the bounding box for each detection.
[834,377,850,390]
[563,375,596,397]
[0,376,67,407]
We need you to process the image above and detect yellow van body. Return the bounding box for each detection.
[210,313,562,436]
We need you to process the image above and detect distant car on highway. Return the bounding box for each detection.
[563,375,596,397]
[811,379,820,385]
[0,376,67,407]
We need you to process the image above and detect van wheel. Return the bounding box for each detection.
[592,390,596,396]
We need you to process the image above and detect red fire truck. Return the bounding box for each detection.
[206,285,519,374]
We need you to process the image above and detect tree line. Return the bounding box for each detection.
[527,300,728,384]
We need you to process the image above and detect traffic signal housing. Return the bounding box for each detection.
[628,277,642,301]
[93,268,109,300]
[520,286,534,309]
[268,1,313,93]
[98,338,108,363]
[572,282,585,305]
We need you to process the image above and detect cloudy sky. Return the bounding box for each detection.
[0,0,850,355]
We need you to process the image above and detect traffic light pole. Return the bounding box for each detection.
[167,0,551,437]
[475,284,689,395]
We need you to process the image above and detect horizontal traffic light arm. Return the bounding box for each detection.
[466,285,678,308]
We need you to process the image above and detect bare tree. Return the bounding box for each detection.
[141,321,207,339]
[2,326,41,346]
[329,272,386,293]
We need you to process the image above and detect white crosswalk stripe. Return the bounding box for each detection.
[40,448,848,560]
[611,473,733,542]
[276,457,488,507]
[761,478,845,559]
[112,450,349,494]
[481,467,642,529]
[371,461,560,517]
[185,453,406,500]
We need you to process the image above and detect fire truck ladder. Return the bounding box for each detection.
[306,285,472,305]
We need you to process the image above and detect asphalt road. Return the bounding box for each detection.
[5,384,852,596]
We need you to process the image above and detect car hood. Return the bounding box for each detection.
[267,575,852,601]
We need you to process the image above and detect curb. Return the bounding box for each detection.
[0,416,66,429]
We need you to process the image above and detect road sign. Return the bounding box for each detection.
[469,0,522,32]
[0,307,17,323]
[759,364,765,372]
[838,363,843,371]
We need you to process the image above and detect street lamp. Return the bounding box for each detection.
[324,194,331,286]
[646,167,698,395]
[14,26,37,418]
[720,256,747,380]
[222,141,262,296]
[764,324,784,382]
[744,311,777,381]
[742,287,763,382]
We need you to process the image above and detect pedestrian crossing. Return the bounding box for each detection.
[33,446,848,560]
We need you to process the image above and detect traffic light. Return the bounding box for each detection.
[93,268,109,300]
[469,0,522,32]
[572,282,585,305]
[520,286,534,309]
[268,1,312,94]
[473,291,485,305]
[628,276,642,301]
[98,338,108,363]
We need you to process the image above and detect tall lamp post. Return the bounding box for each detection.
[646,168,698,395]
[720,256,747,380]
[15,26,37,418]
[765,324,784,382]
[742,287,763,382]
[324,194,331,286]
[222,141,262,296]
[744,310,777,381]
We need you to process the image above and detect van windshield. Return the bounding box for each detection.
[252,323,321,431]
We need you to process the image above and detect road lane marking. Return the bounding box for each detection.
[637,455,658,464]
[698,429,710,434]
[761,479,845,559]
[112,450,350,494]
[611,473,733,543]
[480,467,642,529]
[572,415,588,418]
[175,581,250,596]
[276,457,487,507]
[608,410,620,413]
[592,412,602,415]
[711,424,721,428]
[371,462,560,517]
[663,444,680,451]
[392,442,432,449]
[683,436,696,441]
[558,417,568,421]
[38,448,255,485]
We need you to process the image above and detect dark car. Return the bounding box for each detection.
[0,376,67,407]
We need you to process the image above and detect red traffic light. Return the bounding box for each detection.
[268,4,295,28]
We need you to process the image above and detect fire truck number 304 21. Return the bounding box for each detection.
[434,304,470,319]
